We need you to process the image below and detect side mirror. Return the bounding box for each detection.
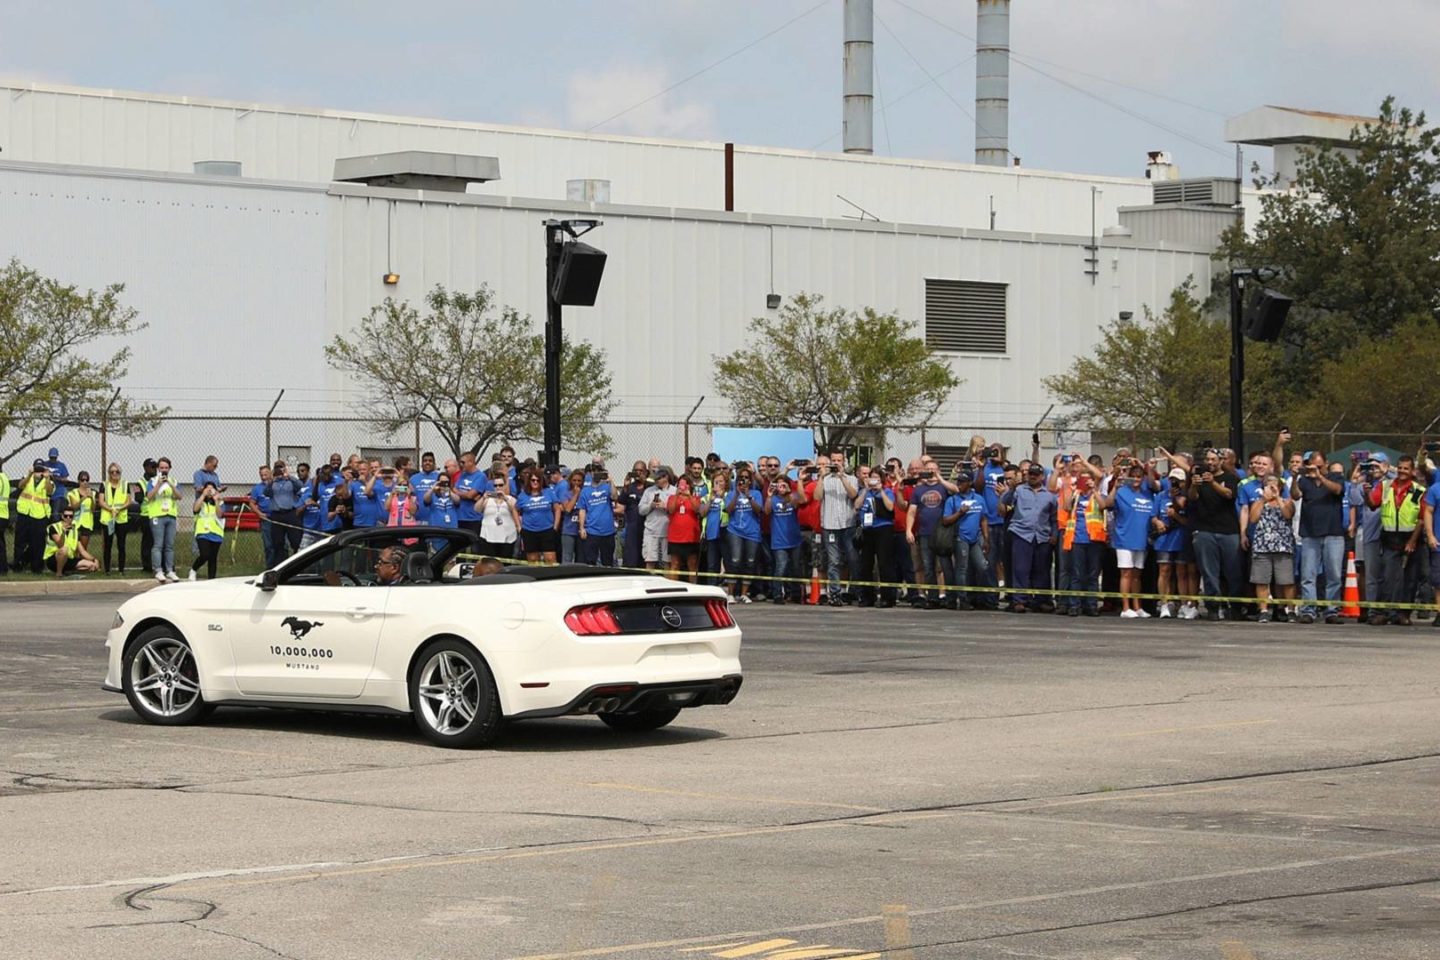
[259,570,279,592]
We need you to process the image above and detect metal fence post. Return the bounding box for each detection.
[264,389,285,464]
[682,396,705,460]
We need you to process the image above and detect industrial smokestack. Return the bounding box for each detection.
[842,0,873,155]
[974,0,1010,166]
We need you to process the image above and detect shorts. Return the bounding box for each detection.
[55,556,79,573]
[668,541,698,561]
[1249,551,1295,586]
[522,528,558,554]
[643,534,669,564]
[1115,548,1147,569]
[1155,550,1189,565]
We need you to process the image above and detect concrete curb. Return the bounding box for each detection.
[0,579,162,597]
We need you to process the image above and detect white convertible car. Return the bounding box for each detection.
[103,526,743,747]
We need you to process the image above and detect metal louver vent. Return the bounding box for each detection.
[925,279,1007,354]
[1152,178,1239,206]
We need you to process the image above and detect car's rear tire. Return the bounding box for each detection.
[122,626,213,725]
[598,705,682,733]
[410,638,502,748]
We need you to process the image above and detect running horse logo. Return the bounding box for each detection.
[281,616,324,639]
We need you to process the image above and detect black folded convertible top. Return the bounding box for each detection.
[462,564,641,585]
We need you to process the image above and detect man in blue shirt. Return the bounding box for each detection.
[1424,475,1440,624]
[577,470,618,566]
[264,460,305,564]
[977,446,1008,609]
[940,473,989,610]
[854,470,897,607]
[248,465,275,569]
[453,451,494,537]
[905,466,950,608]
[193,455,222,497]
[43,446,71,519]
[349,462,385,529]
[1001,464,1058,613]
[409,451,441,524]
[766,477,803,602]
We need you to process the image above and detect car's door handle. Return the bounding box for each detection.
[347,606,371,615]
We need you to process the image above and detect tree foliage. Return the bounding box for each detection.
[325,285,614,460]
[0,259,164,468]
[1042,280,1281,450]
[1218,97,1440,371]
[1283,320,1440,439]
[711,293,962,450]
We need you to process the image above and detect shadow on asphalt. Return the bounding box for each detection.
[95,707,727,751]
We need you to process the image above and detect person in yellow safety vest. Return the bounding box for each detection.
[0,465,10,575]
[97,463,135,574]
[137,457,160,574]
[44,505,99,578]
[146,456,181,583]
[14,458,56,574]
[1366,455,1427,626]
[187,483,227,581]
[1060,473,1107,616]
[67,470,97,552]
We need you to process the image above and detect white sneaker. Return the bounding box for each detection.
[1181,603,1199,620]
[1137,608,1152,619]
[155,571,166,583]
[166,571,180,582]
[187,570,197,582]
[1159,603,1173,619]
[1120,609,1139,619]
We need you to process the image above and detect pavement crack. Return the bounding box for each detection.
[892,875,1440,951]
[88,882,218,929]
[185,921,305,959]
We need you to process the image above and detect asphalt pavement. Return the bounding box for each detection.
[1,593,1438,959]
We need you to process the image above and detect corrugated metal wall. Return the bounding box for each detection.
[0,160,1213,471]
[0,82,1156,236]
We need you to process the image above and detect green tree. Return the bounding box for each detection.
[0,259,164,468]
[1283,320,1440,440]
[1042,280,1281,449]
[711,293,962,450]
[325,285,614,460]
[1218,97,1440,370]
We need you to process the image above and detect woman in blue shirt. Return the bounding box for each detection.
[1098,462,1158,618]
[765,476,804,603]
[558,469,585,564]
[516,470,560,563]
[701,471,730,586]
[724,470,765,602]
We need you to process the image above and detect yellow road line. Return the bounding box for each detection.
[1221,941,1257,960]
[881,903,915,960]
[711,940,798,957]
[585,781,888,814]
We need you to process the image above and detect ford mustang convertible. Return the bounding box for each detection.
[103,526,743,747]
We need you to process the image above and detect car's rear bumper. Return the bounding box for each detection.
[507,674,743,720]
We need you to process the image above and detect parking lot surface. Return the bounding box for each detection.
[1,593,1437,959]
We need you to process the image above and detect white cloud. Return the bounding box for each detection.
[565,63,718,139]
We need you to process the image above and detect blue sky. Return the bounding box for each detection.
[2,0,1436,179]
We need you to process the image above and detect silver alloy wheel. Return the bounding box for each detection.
[416,650,479,735]
[128,636,202,718]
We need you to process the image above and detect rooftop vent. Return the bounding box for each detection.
[332,151,500,191]
[1152,177,1239,207]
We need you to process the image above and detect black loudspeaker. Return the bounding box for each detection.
[551,241,607,306]
[1242,285,1292,342]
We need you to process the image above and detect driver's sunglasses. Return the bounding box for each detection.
[61,513,74,519]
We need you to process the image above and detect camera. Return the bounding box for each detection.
[829,463,840,473]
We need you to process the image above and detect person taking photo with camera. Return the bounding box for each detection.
[188,483,226,580]
[146,457,181,582]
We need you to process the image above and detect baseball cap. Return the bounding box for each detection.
[32,458,46,469]
[1026,464,1045,475]
[143,457,158,468]
[955,472,974,484]
[1168,467,1187,482]
[48,447,59,458]
[1369,452,1390,464]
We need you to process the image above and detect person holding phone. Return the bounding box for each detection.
[146,457,181,582]
[1188,448,1242,621]
[477,468,520,557]
[639,466,677,571]
[1291,451,1347,624]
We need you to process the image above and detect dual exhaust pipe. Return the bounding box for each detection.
[578,696,624,715]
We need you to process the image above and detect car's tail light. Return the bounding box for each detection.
[704,598,735,628]
[564,604,623,635]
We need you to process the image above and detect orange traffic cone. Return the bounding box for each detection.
[808,568,822,605]
[1341,551,1361,618]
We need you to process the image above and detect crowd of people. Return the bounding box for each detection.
[4,433,1439,627]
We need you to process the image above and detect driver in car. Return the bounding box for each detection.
[373,546,410,585]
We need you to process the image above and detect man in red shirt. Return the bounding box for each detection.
[796,457,825,603]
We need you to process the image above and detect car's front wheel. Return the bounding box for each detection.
[598,705,682,733]
[122,626,212,725]
[410,639,502,748]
